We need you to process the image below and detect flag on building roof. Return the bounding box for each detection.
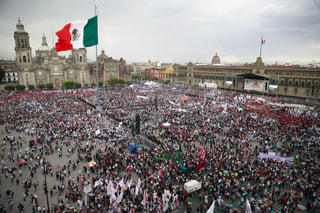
[55,16,98,52]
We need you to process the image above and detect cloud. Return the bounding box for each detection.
[0,0,319,65]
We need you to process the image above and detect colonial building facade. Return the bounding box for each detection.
[172,56,320,99]
[96,50,130,82]
[14,18,91,88]
[8,18,129,89]
[0,60,17,83]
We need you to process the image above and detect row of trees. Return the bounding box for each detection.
[3,78,132,91]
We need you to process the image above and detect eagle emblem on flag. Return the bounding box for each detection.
[72,29,80,41]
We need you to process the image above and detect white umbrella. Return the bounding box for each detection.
[88,160,96,167]
[162,122,171,127]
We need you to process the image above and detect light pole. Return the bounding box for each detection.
[95,5,101,112]
[43,166,50,213]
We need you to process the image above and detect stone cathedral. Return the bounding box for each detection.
[15,18,91,88]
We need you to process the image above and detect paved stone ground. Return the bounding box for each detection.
[0,123,122,212]
[0,121,200,212]
[0,103,316,212]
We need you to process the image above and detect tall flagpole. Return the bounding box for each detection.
[259,36,263,57]
[95,5,101,112]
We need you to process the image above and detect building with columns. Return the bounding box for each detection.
[172,55,320,99]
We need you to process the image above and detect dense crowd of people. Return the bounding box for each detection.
[0,84,319,212]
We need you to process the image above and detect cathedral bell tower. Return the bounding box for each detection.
[14,18,32,66]
[14,18,35,86]
[72,48,87,65]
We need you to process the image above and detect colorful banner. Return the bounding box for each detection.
[258,153,294,162]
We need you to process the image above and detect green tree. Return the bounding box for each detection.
[46,83,53,89]
[74,82,81,88]
[64,80,75,89]
[27,84,35,90]
[16,84,26,91]
[4,85,15,91]
[38,84,45,89]
[99,81,103,87]
[119,79,125,84]
[109,78,119,85]
[91,83,96,87]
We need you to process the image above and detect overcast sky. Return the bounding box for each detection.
[0,0,319,65]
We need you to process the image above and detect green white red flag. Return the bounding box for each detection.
[55,16,98,52]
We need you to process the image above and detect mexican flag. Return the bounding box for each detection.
[55,16,98,52]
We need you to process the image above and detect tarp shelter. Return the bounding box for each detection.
[128,144,137,153]
[184,180,201,193]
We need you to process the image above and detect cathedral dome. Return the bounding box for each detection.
[38,46,50,51]
[38,33,50,51]
[211,53,220,64]
[98,50,108,61]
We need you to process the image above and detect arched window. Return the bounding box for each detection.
[23,56,27,63]
[80,56,82,62]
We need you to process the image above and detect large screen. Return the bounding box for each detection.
[244,79,268,92]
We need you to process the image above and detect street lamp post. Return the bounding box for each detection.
[43,167,50,213]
